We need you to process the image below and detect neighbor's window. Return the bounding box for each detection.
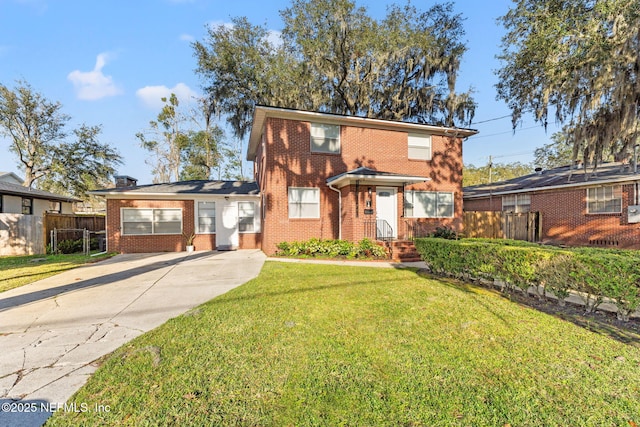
[408,133,432,161]
[502,194,531,213]
[288,187,320,218]
[404,191,454,218]
[197,201,216,233]
[0,195,3,213]
[310,123,340,154]
[21,198,33,215]
[587,185,622,213]
[238,201,257,232]
[48,201,62,213]
[122,208,182,235]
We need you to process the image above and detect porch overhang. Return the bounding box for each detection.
[326,167,429,188]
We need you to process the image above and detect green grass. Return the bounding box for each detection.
[0,252,115,293]
[49,262,640,426]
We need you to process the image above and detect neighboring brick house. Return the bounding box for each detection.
[248,106,477,255]
[92,106,477,255]
[463,163,640,248]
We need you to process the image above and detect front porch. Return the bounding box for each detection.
[326,167,440,262]
[362,218,430,262]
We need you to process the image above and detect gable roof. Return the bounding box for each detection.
[326,167,429,188]
[89,180,260,197]
[0,172,23,185]
[464,162,640,199]
[247,105,478,161]
[0,181,80,202]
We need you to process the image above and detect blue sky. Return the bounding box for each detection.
[0,0,560,185]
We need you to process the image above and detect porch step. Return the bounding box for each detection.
[388,240,422,262]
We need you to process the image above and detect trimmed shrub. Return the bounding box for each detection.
[276,238,387,259]
[414,238,640,321]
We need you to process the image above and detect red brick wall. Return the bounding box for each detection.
[106,199,194,253]
[463,184,640,248]
[106,198,262,253]
[258,117,464,254]
[463,197,501,212]
[533,184,639,248]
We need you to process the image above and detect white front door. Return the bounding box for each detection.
[217,201,239,250]
[376,187,397,238]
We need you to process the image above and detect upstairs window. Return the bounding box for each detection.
[587,185,622,213]
[310,123,340,154]
[408,134,432,161]
[502,194,531,213]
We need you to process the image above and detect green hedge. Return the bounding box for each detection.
[276,238,387,259]
[414,238,640,321]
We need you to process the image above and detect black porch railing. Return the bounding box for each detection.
[403,219,432,240]
[364,219,394,242]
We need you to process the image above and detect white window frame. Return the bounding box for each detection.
[196,201,216,234]
[310,123,340,154]
[288,187,320,219]
[404,191,454,218]
[238,201,258,233]
[121,208,183,236]
[408,133,432,161]
[502,194,531,213]
[587,185,622,214]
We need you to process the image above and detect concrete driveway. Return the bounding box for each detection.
[0,249,266,427]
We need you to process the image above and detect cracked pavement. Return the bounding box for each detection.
[0,249,265,427]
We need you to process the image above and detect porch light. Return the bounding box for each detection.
[368,187,372,197]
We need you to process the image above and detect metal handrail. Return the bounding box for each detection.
[376,219,394,241]
[364,219,394,241]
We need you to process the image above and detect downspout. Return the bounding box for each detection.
[327,183,342,240]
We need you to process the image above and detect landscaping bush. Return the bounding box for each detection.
[414,237,640,321]
[430,225,458,240]
[276,238,387,259]
[52,238,99,254]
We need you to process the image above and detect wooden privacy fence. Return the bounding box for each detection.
[0,214,45,256]
[44,213,105,246]
[463,211,542,242]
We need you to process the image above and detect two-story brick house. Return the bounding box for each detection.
[248,106,477,255]
[93,106,477,255]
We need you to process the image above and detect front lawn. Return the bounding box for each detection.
[49,262,640,426]
[0,252,114,293]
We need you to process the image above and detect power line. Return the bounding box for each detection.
[469,114,512,125]
[466,125,541,139]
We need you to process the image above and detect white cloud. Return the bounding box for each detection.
[67,52,122,100]
[179,33,195,42]
[135,83,199,109]
[207,20,235,31]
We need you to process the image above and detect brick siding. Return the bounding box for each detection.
[257,117,464,254]
[106,198,261,253]
[463,184,640,248]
